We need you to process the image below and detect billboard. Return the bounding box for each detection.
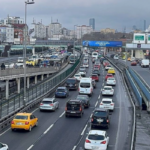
[82,41,122,47]
[133,33,145,44]
[147,34,150,44]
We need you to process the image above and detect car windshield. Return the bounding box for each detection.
[66,79,76,84]
[42,101,52,104]
[80,83,90,88]
[108,78,115,80]
[75,75,80,77]
[57,89,65,92]
[104,88,111,90]
[94,111,107,117]
[77,96,87,100]
[15,115,28,120]
[102,101,111,104]
[67,103,80,110]
[88,134,105,140]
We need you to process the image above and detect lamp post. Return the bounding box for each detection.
[24,0,35,106]
[74,25,77,63]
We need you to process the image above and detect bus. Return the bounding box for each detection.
[68,54,78,64]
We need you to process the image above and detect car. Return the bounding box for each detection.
[102,86,114,96]
[65,100,84,117]
[84,130,109,150]
[106,77,116,86]
[130,61,137,66]
[105,65,112,71]
[105,73,113,81]
[91,74,99,82]
[79,68,86,77]
[94,64,100,69]
[0,142,9,150]
[5,63,15,68]
[92,80,96,88]
[11,112,38,132]
[93,66,100,70]
[91,108,110,129]
[76,95,90,108]
[40,98,59,111]
[94,62,101,68]
[92,69,100,76]
[65,78,78,90]
[108,68,115,75]
[83,63,89,68]
[103,61,109,67]
[74,73,82,81]
[127,57,131,61]
[55,87,69,98]
[99,98,115,111]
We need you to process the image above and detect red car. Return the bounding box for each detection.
[103,61,109,67]
[94,64,100,69]
[91,74,99,82]
[131,61,137,66]
[105,73,113,81]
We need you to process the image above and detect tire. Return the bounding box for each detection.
[11,128,15,132]
[57,104,59,109]
[35,121,38,127]
[79,113,82,118]
[28,126,32,132]
[65,114,68,117]
[106,124,109,129]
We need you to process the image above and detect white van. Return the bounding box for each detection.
[79,78,93,96]
[92,52,98,60]
[141,59,149,68]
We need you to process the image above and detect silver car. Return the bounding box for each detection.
[40,98,59,111]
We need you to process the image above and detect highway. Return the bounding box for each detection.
[0,56,132,150]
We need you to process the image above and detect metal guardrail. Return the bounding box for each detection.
[0,51,83,131]
[105,56,136,150]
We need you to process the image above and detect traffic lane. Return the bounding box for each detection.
[30,77,103,150]
[76,68,132,150]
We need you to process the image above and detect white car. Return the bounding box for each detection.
[83,63,89,68]
[99,98,115,111]
[102,86,114,96]
[106,77,116,85]
[5,63,15,68]
[74,73,82,81]
[105,65,112,71]
[84,130,109,150]
[0,142,8,150]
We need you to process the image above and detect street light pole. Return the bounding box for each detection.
[74,25,77,63]
[24,0,35,106]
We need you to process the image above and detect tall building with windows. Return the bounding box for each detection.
[89,18,95,30]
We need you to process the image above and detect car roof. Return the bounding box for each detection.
[107,77,115,79]
[68,100,81,103]
[75,73,81,76]
[94,107,108,112]
[92,74,98,76]
[77,95,88,97]
[104,86,112,88]
[102,98,112,101]
[57,87,66,89]
[89,130,106,136]
[43,98,55,101]
[15,113,31,116]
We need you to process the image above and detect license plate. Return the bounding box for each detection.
[92,146,99,149]
[71,111,76,113]
[97,119,103,122]
[16,122,23,125]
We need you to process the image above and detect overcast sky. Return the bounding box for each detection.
[0,0,149,32]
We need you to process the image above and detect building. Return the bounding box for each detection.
[89,18,95,30]
[6,25,14,43]
[0,25,7,43]
[48,22,62,38]
[2,16,24,25]
[76,25,93,39]
[100,28,115,34]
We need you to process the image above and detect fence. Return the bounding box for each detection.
[0,54,82,119]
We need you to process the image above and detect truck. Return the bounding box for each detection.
[141,59,149,68]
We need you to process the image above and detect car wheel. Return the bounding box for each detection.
[35,121,38,127]
[55,95,57,98]
[65,114,68,118]
[57,104,59,109]
[11,128,15,132]
[29,126,32,132]
[79,113,82,118]
[106,124,109,129]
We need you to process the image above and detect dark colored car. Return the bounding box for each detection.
[105,73,113,81]
[91,74,99,82]
[100,58,106,64]
[55,87,69,98]
[91,108,110,129]
[92,69,100,76]
[76,95,90,108]
[65,100,84,117]
[92,80,96,88]
[65,78,78,90]
[131,61,137,66]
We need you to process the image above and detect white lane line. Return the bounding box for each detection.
[98,95,101,99]
[95,101,98,107]
[90,114,92,118]
[81,124,87,135]
[31,107,39,113]
[72,146,76,150]
[27,145,34,150]
[59,111,65,117]
[102,83,104,86]
[0,128,10,136]
[44,124,54,134]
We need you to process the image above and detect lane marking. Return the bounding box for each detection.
[31,108,39,113]
[0,128,10,136]
[90,114,92,118]
[72,146,76,150]
[43,124,53,134]
[27,145,34,150]
[102,83,104,86]
[98,95,101,99]
[81,124,87,135]
[59,111,65,117]
[95,101,98,107]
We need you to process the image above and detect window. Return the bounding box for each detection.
[42,101,52,104]
[57,89,65,92]
[94,111,107,117]
[88,134,104,140]
[80,83,90,88]
[66,79,76,84]
[102,101,111,104]
[0,143,4,148]
[15,115,28,120]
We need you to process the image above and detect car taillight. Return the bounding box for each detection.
[11,120,14,124]
[90,88,92,92]
[40,103,43,105]
[100,103,103,105]
[75,84,76,86]
[25,121,29,125]
[65,107,67,111]
[85,139,91,143]
[78,88,80,91]
[91,118,93,122]
[107,119,109,123]
[50,104,54,106]
[111,90,113,92]
[111,103,114,105]
[101,141,106,144]
[80,107,82,111]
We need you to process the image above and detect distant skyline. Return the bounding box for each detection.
[0,0,150,32]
